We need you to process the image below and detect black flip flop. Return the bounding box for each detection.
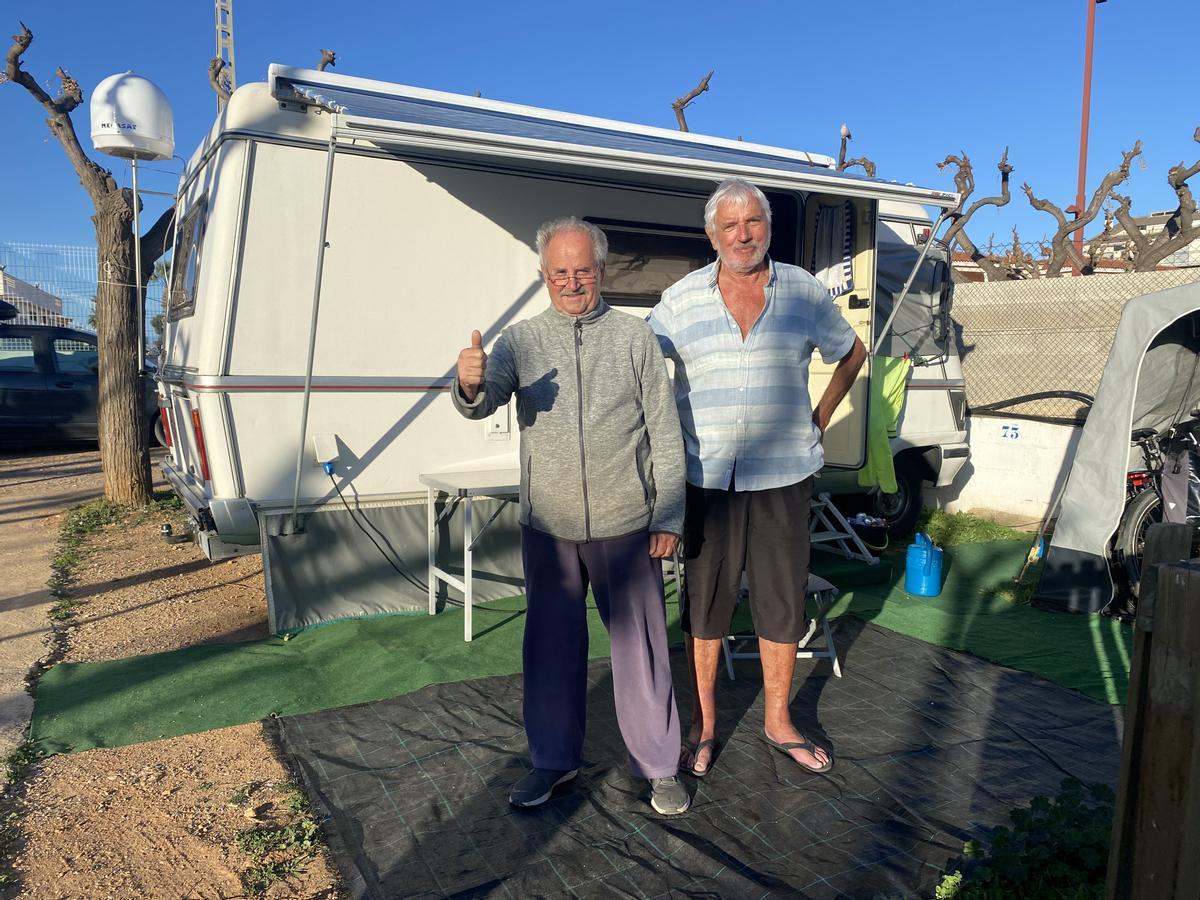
[680,738,719,778]
[762,734,834,774]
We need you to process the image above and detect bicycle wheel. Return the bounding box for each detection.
[1114,489,1163,598]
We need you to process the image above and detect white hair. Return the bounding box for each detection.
[535,217,608,271]
[703,178,773,234]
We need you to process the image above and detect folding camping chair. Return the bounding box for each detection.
[721,574,843,680]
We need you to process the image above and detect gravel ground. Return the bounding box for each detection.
[1,449,343,898]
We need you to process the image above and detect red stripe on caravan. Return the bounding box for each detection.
[183,384,452,392]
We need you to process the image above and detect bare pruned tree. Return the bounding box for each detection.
[672,69,713,132]
[318,49,336,72]
[1007,225,1040,277]
[208,57,231,109]
[1109,126,1199,272]
[7,22,175,504]
[1023,141,1141,277]
[1084,206,1128,273]
[836,124,876,177]
[937,148,1018,281]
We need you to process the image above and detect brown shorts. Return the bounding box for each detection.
[681,477,813,643]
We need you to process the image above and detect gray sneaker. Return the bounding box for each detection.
[649,776,691,815]
[509,767,578,807]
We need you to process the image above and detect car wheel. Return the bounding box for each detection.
[153,414,167,448]
[872,454,924,538]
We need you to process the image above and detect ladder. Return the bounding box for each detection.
[214,0,237,106]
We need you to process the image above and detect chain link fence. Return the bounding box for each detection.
[953,266,1200,422]
[960,234,1200,277]
[0,241,167,348]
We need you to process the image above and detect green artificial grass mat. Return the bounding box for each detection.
[828,540,1133,705]
[30,583,681,756]
[30,539,1131,756]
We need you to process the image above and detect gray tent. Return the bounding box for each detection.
[1035,280,1200,613]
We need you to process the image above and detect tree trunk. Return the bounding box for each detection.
[93,191,151,505]
[7,22,157,506]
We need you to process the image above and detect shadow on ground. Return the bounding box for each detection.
[269,622,1122,899]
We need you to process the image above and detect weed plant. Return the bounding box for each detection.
[234,783,324,896]
[48,498,123,620]
[935,778,1114,899]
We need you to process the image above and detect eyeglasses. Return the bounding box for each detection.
[546,268,599,286]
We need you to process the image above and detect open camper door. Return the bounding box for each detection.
[803,195,875,468]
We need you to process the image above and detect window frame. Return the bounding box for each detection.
[0,334,39,373]
[584,217,714,309]
[51,337,100,376]
[167,196,209,322]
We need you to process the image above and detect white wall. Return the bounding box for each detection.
[925,416,1082,524]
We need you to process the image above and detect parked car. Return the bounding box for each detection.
[0,323,163,447]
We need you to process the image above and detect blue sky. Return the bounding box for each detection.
[2,0,1196,252]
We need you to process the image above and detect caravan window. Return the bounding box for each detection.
[587,219,713,308]
[167,197,208,321]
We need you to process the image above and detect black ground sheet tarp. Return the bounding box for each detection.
[267,622,1123,899]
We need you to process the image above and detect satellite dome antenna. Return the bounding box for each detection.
[89,72,174,373]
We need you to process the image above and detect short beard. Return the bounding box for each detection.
[719,244,768,275]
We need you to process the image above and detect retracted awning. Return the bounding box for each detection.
[267,65,959,208]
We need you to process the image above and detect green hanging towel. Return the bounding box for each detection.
[857,356,912,493]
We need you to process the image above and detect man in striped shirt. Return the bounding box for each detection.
[649,178,866,778]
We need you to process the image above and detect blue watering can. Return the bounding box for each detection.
[905,532,943,597]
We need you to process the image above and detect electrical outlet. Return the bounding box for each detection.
[485,405,510,440]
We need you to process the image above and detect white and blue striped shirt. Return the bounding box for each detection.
[649,260,856,492]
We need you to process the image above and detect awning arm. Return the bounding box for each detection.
[289,113,340,533]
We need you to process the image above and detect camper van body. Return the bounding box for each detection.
[158,66,965,562]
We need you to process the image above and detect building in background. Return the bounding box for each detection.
[0,269,77,328]
[1094,210,1200,269]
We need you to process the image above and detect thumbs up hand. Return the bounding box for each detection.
[457,330,487,402]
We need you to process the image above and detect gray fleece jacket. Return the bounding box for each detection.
[452,298,685,543]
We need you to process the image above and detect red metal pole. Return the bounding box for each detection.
[1074,0,1099,262]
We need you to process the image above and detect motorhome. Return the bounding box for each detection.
[158,65,966,629]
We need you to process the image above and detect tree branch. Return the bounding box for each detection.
[6,22,116,205]
[1027,141,1141,276]
[1132,127,1199,270]
[939,148,1013,270]
[1109,191,1148,262]
[208,57,231,108]
[1084,207,1119,273]
[1008,225,1040,278]
[318,49,336,72]
[934,148,1018,281]
[51,66,81,113]
[138,205,176,286]
[936,151,975,217]
[672,69,713,132]
[835,123,877,177]
[1021,182,1068,229]
[841,156,877,177]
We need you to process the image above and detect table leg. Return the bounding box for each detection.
[463,497,474,642]
[427,487,436,616]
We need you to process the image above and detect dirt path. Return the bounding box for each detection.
[0,449,104,760]
[0,452,343,897]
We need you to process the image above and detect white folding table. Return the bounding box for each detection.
[420,468,520,642]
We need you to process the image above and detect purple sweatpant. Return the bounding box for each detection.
[520,525,681,779]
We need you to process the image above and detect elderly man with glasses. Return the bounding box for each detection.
[650,178,867,779]
[452,216,690,815]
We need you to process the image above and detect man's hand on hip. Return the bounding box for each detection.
[649,532,679,559]
[457,330,487,402]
